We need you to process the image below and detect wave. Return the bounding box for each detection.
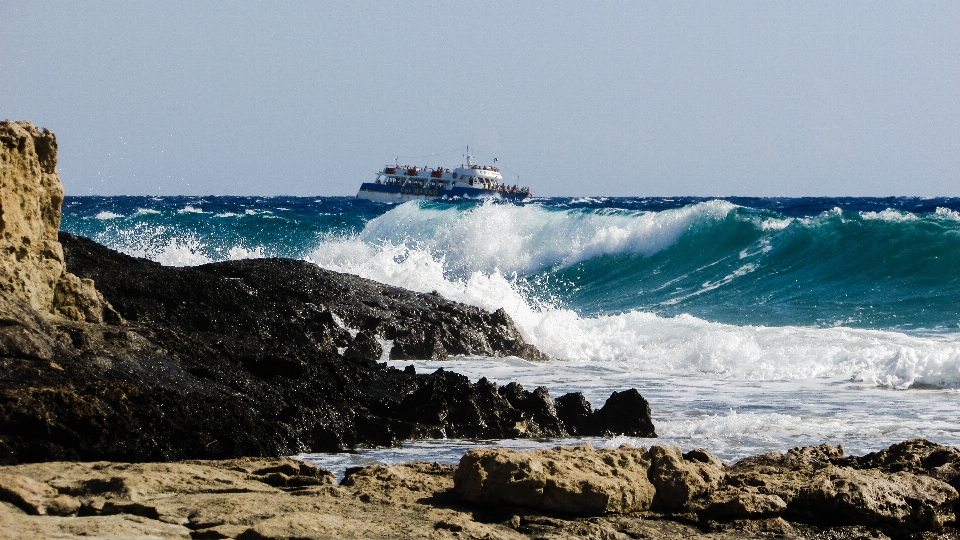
[353,199,739,276]
[305,207,960,389]
[307,199,960,333]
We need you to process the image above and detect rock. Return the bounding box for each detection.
[554,392,593,435]
[1,443,959,538]
[0,290,67,361]
[52,271,120,324]
[454,444,657,514]
[787,467,957,531]
[0,120,110,322]
[343,329,382,361]
[648,446,725,512]
[592,388,657,437]
[700,490,788,520]
[841,438,960,487]
[0,458,485,539]
[452,440,959,534]
[0,472,79,516]
[717,442,959,532]
[0,121,64,314]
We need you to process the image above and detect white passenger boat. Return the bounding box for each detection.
[356,149,531,203]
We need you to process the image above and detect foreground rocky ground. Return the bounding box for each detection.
[1,439,959,539]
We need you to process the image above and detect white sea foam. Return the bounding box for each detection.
[936,207,960,221]
[134,208,160,215]
[861,208,918,222]
[226,246,266,260]
[94,211,123,220]
[758,217,792,230]
[121,236,212,266]
[153,239,214,266]
[178,205,205,214]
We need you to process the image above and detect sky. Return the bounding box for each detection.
[2,1,959,197]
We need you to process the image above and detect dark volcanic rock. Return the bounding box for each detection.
[0,233,657,464]
[592,389,657,437]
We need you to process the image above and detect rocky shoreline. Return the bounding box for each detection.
[1,120,655,464]
[3,120,959,538]
[1,439,959,539]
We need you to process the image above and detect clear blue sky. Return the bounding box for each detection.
[2,1,959,196]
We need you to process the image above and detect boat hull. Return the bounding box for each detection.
[356,183,531,203]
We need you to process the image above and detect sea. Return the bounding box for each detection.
[61,195,960,477]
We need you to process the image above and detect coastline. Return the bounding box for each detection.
[2,439,959,539]
[3,121,960,538]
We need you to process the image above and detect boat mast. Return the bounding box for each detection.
[466,146,473,167]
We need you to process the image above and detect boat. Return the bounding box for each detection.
[356,148,532,203]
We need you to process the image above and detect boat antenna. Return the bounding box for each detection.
[466,145,473,167]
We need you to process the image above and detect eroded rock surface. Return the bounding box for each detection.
[454,440,960,535]
[454,444,657,514]
[3,440,960,539]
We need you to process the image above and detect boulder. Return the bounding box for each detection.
[592,388,656,437]
[554,392,593,435]
[648,446,725,512]
[454,444,656,514]
[840,438,960,487]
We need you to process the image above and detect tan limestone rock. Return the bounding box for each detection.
[0,471,80,516]
[454,443,656,515]
[2,448,956,539]
[789,467,957,531]
[720,443,958,531]
[0,501,192,540]
[0,120,65,313]
[648,445,726,512]
[0,119,113,323]
[53,270,120,324]
[699,488,788,520]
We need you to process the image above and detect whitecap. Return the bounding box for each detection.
[860,208,917,222]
